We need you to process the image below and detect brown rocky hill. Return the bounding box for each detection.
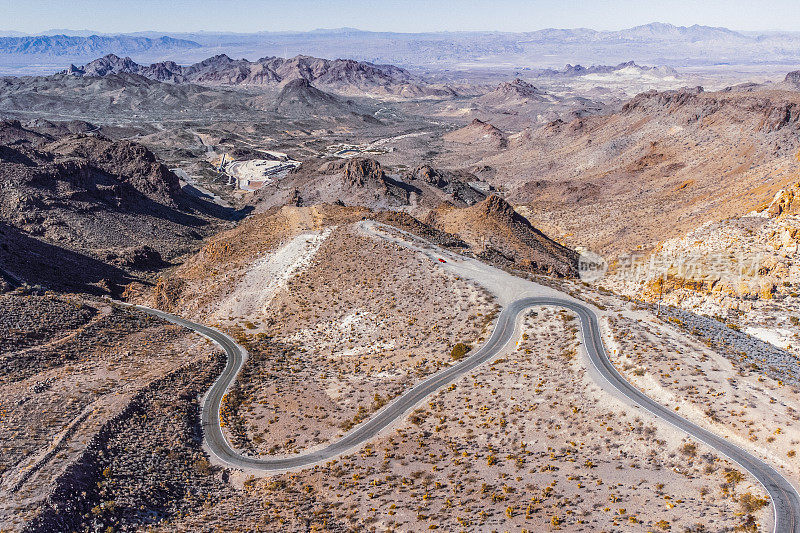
[0,128,231,294]
[250,157,411,211]
[250,158,488,213]
[271,78,379,123]
[477,78,551,107]
[462,85,800,256]
[770,172,800,217]
[66,53,454,99]
[444,119,507,149]
[425,195,578,277]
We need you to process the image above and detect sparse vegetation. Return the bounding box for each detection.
[450,342,472,361]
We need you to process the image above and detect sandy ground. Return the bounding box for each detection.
[0,300,219,530]
[152,307,766,532]
[200,220,772,530]
[219,224,499,454]
[96,212,784,532]
[599,300,800,504]
[212,227,333,323]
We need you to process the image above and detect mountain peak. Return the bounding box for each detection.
[479,194,517,220]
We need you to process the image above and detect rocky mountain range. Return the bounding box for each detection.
[64,53,453,98]
[0,72,255,119]
[0,68,397,128]
[0,34,199,56]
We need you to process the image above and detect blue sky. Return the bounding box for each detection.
[4,0,800,33]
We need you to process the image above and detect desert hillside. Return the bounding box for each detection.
[444,87,800,257]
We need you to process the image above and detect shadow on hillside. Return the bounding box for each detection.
[0,222,131,296]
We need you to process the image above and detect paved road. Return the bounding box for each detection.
[119,292,800,533]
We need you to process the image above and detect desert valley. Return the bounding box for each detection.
[1,7,800,532]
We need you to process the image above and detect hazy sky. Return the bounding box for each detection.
[4,0,800,34]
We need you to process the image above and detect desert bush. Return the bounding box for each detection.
[739,492,769,513]
[450,343,472,361]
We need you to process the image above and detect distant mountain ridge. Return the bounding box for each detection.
[1,22,799,75]
[64,53,453,98]
[531,61,678,78]
[2,22,799,75]
[0,35,200,55]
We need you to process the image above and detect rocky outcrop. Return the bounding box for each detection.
[426,195,579,277]
[479,194,519,220]
[533,61,677,78]
[406,165,486,206]
[44,135,182,206]
[0,127,224,293]
[100,245,165,270]
[621,87,706,114]
[784,70,800,88]
[770,185,800,217]
[340,158,408,205]
[342,158,387,188]
[271,78,377,122]
[0,119,52,145]
[478,78,550,106]
[622,87,800,132]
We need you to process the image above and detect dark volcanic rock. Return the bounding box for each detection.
[785,70,800,88]
[23,119,98,137]
[342,158,411,206]
[407,165,486,205]
[0,221,131,296]
[0,120,52,146]
[271,78,377,122]
[0,127,230,293]
[342,158,387,187]
[100,245,165,270]
[44,135,182,206]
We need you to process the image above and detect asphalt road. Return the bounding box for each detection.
[120,294,800,532]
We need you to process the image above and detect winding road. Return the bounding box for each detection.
[119,224,800,532]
